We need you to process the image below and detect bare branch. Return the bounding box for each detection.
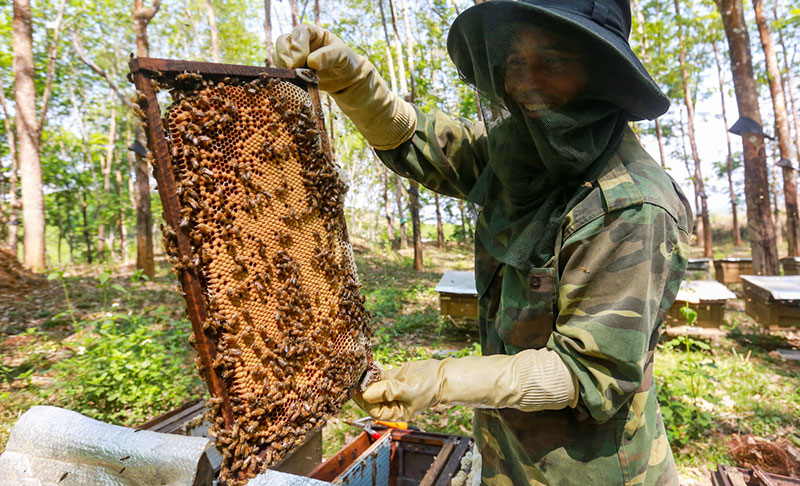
[39,0,68,134]
[70,30,134,110]
[134,0,162,23]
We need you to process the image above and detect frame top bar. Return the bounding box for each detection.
[129,57,314,83]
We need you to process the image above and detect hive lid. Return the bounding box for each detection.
[435,270,477,296]
[741,275,800,301]
[714,257,753,263]
[675,280,737,304]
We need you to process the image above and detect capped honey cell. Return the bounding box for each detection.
[158,72,373,486]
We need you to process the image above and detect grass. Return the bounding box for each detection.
[1,239,798,486]
[0,259,204,453]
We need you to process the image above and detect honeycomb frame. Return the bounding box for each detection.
[128,58,373,484]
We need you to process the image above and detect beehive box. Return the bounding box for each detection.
[713,258,754,284]
[434,271,478,323]
[781,257,800,276]
[686,258,712,278]
[665,280,736,328]
[129,58,373,485]
[309,428,473,486]
[741,275,800,328]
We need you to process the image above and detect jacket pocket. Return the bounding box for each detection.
[496,266,556,351]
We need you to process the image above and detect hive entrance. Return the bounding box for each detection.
[129,59,372,485]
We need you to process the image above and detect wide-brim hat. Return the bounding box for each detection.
[447,0,670,121]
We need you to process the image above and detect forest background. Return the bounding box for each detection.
[1,0,800,484]
[3,0,800,271]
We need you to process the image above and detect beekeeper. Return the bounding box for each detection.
[275,0,692,484]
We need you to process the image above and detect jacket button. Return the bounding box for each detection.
[529,275,541,289]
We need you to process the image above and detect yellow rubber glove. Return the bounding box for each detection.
[354,348,579,422]
[273,24,416,150]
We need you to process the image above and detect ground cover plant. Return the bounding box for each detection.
[1,239,798,485]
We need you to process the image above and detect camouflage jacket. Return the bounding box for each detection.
[376,106,692,486]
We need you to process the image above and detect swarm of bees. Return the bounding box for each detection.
[156,72,372,484]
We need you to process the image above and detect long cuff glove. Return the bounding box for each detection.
[353,348,580,422]
[273,24,416,150]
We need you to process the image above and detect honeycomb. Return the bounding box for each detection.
[158,73,372,484]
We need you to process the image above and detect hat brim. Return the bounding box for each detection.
[447,1,669,120]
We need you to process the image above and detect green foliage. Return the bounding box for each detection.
[656,305,717,447]
[372,327,432,366]
[52,307,202,424]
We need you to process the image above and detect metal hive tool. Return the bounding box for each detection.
[129,58,374,485]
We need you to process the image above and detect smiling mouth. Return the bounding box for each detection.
[521,102,552,112]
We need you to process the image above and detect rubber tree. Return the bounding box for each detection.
[13,0,46,270]
[753,0,799,257]
[712,0,779,275]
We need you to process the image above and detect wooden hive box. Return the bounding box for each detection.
[741,275,800,328]
[781,257,800,276]
[666,280,736,328]
[435,270,478,323]
[686,258,712,278]
[713,258,754,284]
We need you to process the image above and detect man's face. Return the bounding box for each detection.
[503,30,588,118]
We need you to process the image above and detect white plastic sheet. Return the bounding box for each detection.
[0,406,212,486]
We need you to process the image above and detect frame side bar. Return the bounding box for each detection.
[131,69,233,428]
[306,87,333,161]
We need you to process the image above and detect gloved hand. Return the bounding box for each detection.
[273,24,416,150]
[352,348,579,422]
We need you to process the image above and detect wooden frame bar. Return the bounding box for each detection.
[127,57,332,433]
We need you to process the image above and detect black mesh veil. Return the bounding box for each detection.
[447,10,632,269]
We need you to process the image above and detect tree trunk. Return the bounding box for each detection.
[56,201,62,265]
[98,101,117,261]
[654,119,667,169]
[434,193,444,248]
[0,79,20,253]
[393,0,422,268]
[134,124,155,277]
[203,0,221,63]
[631,0,666,169]
[399,0,416,100]
[409,182,423,270]
[133,0,161,57]
[711,40,742,247]
[133,0,159,278]
[288,0,299,27]
[713,0,779,275]
[38,0,67,135]
[387,0,408,96]
[115,162,127,262]
[678,107,704,247]
[378,0,398,93]
[393,175,408,248]
[459,200,468,243]
[382,168,395,243]
[775,24,800,161]
[314,0,320,25]
[264,0,273,66]
[754,0,799,257]
[13,0,46,270]
[771,161,784,250]
[81,191,93,264]
[66,205,74,265]
[674,0,712,258]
